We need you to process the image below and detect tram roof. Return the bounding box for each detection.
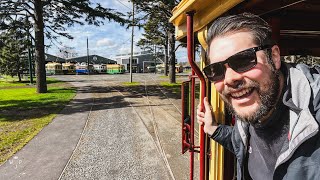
[170,0,320,56]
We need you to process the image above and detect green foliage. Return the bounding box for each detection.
[133,0,180,82]
[134,0,176,48]
[41,0,128,40]
[0,30,29,79]
[0,0,128,93]
[1,0,127,40]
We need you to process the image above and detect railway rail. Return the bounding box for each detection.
[109,74,200,179]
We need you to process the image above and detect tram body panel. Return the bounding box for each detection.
[76,63,94,75]
[106,64,125,74]
[46,62,63,75]
[93,64,107,74]
[62,62,76,75]
[170,0,243,41]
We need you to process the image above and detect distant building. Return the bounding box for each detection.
[114,51,164,73]
[67,55,116,64]
[45,54,117,66]
[45,54,65,63]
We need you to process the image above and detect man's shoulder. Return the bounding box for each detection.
[285,62,320,122]
[284,62,320,88]
[284,62,320,75]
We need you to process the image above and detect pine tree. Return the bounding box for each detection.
[137,13,169,76]
[0,29,28,82]
[0,0,127,93]
[133,0,179,83]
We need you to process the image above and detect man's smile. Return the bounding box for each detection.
[230,87,254,99]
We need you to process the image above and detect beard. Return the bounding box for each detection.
[221,67,280,124]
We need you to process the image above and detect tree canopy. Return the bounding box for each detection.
[0,0,127,93]
[0,29,28,81]
[133,0,179,82]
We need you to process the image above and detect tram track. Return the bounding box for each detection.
[143,79,176,180]
[58,80,175,179]
[49,74,197,179]
[134,74,199,137]
[148,75,200,137]
[107,74,200,179]
[58,88,95,180]
[108,83,176,180]
[109,79,199,141]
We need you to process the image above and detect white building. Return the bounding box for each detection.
[114,51,164,73]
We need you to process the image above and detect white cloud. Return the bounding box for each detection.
[46,0,144,59]
[96,38,116,47]
[118,46,131,54]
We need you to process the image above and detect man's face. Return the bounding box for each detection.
[208,31,281,123]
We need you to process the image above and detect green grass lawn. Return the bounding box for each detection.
[0,76,27,87]
[122,82,140,86]
[0,77,76,164]
[160,81,200,99]
[160,81,182,94]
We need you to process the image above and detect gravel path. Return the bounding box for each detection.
[59,85,171,180]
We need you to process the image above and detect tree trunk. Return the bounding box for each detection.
[17,62,21,82]
[34,0,47,93]
[168,32,176,83]
[164,34,168,76]
[18,72,21,82]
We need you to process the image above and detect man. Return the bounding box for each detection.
[197,13,320,180]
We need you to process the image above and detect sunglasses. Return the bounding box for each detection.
[203,45,272,82]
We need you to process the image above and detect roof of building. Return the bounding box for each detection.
[45,54,65,63]
[44,54,116,64]
[67,55,116,64]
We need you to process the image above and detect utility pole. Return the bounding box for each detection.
[87,37,90,75]
[130,1,134,83]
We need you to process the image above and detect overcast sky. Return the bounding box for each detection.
[46,0,188,62]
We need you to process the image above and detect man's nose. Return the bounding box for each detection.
[223,65,244,88]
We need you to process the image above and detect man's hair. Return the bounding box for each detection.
[206,13,274,64]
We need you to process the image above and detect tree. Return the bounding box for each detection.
[133,0,179,83]
[0,0,127,93]
[0,29,28,82]
[137,14,169,76]
[57,45,78,59]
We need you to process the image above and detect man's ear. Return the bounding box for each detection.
[271,45,281,70]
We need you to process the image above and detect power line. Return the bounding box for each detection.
[115,0,132,10]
